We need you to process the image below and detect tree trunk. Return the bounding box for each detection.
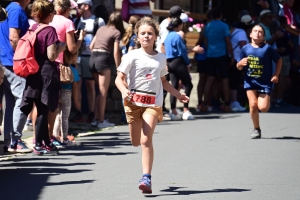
[93,0,115,15]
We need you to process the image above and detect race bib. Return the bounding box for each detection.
[130,89,156,107]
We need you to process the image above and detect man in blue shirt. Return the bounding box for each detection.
[203,7,234,112]
[0,0,32,153]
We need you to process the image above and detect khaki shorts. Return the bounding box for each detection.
[280,55,291,76]
[124,100,163,124]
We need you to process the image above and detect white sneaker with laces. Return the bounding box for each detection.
[91,119,99,127]
[182,110,195,120]
[97,120,115,128]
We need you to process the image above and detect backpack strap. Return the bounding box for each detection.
[74,17,80,29]
[93,17,99,35]
[34,24,49,34]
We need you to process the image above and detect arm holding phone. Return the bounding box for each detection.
[66,23,86,54]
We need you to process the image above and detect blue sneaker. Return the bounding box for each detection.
[139,177,152,194]
[8,140,33,153]
[51,137,66,148]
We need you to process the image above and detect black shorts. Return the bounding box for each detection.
[197,60,207,74]
[206,56,229,79]
[89,52,111,74]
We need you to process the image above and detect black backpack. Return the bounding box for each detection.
[74,17,100,35]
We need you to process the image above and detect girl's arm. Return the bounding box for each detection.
[89,35,96,50]
[271,58,282,83]
[66,30,85,54]
[161,76,189,103]
[115,72,131,99]
[114,41,121,67]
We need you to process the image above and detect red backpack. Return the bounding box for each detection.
[13,24,48,77]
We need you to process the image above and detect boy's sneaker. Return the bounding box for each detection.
[8,140,33,153]
[139,177,152,194]
[71,111,84,122]
[182,110,195,120]
[97,120,115,128]
[91,119,99,127]
[62,139,77,147]
[251,129,261,139]
[170,113,182,121]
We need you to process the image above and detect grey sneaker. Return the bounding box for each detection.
[251,129,261,139]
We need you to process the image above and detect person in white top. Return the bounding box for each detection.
[115,17,189,194]
[229,16,251,112]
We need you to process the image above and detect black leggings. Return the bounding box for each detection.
[167,57,193,109]
[35,99,50,147]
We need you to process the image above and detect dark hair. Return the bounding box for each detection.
[166,17,183,31]
[93,4,109,24]
[0,5,8,22]
[278,16,288,25]
[63,48,78,65]
[107,11,125,38]
[134,17,160,50]
[211,7,222,19]
[206,9,213,21]
[25,3,33,19]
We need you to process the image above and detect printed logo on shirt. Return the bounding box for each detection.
[248,55,263,77]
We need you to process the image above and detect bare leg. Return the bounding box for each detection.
[257,93,271,113]
[140,114,157,174]
[98,69,111,122]
[48,109,59,139]
[246,90,259,128]
[85,79,95,114]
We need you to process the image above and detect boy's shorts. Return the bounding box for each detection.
[124,100,163,124]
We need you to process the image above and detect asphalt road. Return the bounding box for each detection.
[0,105,299,200]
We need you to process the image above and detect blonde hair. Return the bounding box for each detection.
[122,15,141,46]
[53,0,71,15]
[134,17,160,50]
[31,0,55,23]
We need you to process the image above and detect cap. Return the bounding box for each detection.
[169,5,184,17]
[70,0,78,8]
[180,13,189,23]
[77,0,93,7]
[260,9,272,17]
[241,15,254,25]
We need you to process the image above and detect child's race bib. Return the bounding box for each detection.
[130,89,156,107]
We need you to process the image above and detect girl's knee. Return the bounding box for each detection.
[259,105,270,112]
[249,101,258,110]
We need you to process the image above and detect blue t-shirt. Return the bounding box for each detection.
[239,43,280,89]
[196,43,207,61]
[164,31,190,65]
[0,2,29,66]
[61,65,80,89]
[204,20,230,58]
[121,34,136,55]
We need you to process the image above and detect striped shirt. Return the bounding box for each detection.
[129,0,152,16]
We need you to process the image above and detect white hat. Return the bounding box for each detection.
[260,9,272,17]
[241,15,254,25]
[77,0,93,7]
[180,13,189,23]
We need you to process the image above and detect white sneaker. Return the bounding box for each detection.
[97,120,115,128]
[170,113,182,121]
[91,119,99,127]
[182,110,195,120]
[163,113,171,121]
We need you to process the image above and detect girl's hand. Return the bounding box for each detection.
[271,75,279,83]
[122,89,131,100]
[176,93,190,103]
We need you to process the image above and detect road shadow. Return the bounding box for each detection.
[0,157,95,200]
[193,115,240,120]
[145,186,251,198]
[262,136,300,140]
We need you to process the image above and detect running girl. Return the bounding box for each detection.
[236,25,282,139]
[115,17,189,194]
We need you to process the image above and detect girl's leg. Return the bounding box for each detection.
[246,90,259,129]
[140,114,157,175]
[85,79,95,121]
[92,73,99,122]
[48,108,59,139]
[257,93,271,112]
[129,120,143,147]
[169,72,179,114]
[98,69,111,122]
[61,90,72,140]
